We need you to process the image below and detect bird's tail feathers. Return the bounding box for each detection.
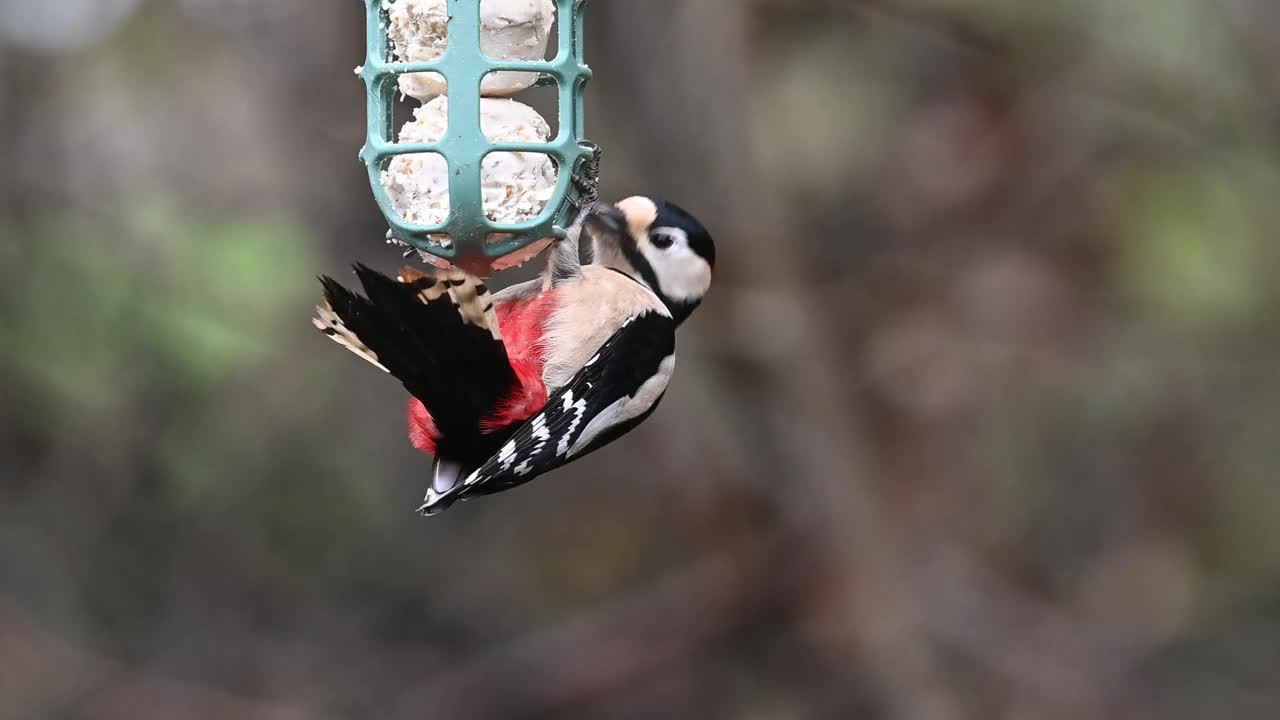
[313,277,390,373]
[313,264,519,460]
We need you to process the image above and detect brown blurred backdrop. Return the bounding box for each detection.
[3,1,1280,718]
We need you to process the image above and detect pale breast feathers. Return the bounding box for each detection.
[540,266,670,390]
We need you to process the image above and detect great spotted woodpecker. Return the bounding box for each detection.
[314,197,715,515]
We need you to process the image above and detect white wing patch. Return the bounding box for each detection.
[460,355,674,488]
[471,426,541,486]
[527,414,552,465]
[568,354,675,458]
[498,440,518,471]
[557,390,589,456]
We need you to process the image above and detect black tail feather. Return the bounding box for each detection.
[317,265,519,463]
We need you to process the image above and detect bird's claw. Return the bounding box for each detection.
[570,140,603,211]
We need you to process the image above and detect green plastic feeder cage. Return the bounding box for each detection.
[360,0,595,276]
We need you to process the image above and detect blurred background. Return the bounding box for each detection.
[3,1,1280,718]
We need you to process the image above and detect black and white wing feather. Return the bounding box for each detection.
[418,310,677,515]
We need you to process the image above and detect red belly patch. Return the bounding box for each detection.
[407,289,558,454]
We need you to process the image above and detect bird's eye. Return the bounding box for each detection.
[650,228,681,250]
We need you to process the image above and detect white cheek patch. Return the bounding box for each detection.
[644,243,712,303]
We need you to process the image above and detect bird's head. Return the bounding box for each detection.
[585,196,716,325]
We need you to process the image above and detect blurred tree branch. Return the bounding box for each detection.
[389,538,781,718]
[0,602,318,720]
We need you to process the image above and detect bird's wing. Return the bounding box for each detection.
[419,310,677,515]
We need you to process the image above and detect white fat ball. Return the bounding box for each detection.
[381,95,559,233]
[383,0,556,100]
